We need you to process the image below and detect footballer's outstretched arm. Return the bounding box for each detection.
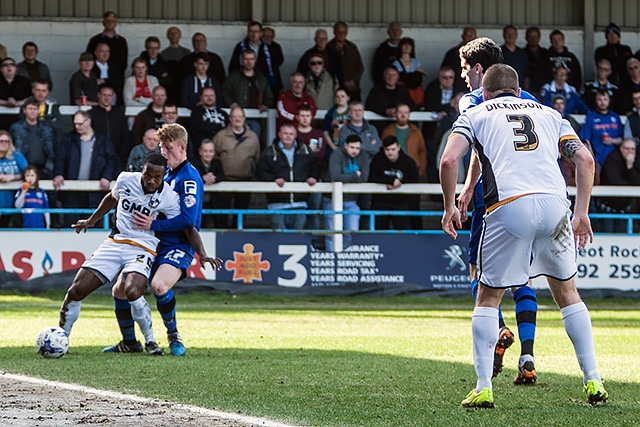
[184,226,223,270]
[72,192,118,233]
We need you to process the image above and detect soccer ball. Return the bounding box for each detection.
[36,326,69,359]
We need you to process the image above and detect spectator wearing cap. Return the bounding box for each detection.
[595,22,632,87]
[69,52,100,106]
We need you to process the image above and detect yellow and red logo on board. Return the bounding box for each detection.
[224,243,271,283]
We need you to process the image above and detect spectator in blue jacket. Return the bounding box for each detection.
[540,64,589,114]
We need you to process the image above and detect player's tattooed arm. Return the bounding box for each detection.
[560,138,584,159]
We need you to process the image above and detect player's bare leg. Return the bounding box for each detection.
[59,268,105,336]
[151,263,184,356]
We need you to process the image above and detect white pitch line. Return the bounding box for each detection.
[2,372,301,427]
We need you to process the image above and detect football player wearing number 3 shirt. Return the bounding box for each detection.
[441,64,607,408]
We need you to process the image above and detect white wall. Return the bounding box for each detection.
[2,19,632,104]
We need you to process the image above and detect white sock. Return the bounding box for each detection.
[472,306,499,391]
[130,296,155,344]
[561,302,601,383]
[60,299,82,335]
[518,355,535,366]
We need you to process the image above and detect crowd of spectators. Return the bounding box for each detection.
[2,14,640,237]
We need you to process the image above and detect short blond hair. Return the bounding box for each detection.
[156,123,188,148]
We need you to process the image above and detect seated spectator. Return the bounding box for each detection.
[177,32,226,88]
[322,87,350,152]
[339,101,380,159]
[53,110,120,227]
[28,79,62,134]
[229,21,283,100]
[543,29,583,91]
[277,72,317,128]
[14,165,50,228]
[597,138,640,232]
[323,134,369,251]
[371,22,403,87]
[16,42,53,89]
[257,123,318,230]
[297,29,340,80]
[595,22,632,87]
[583,59,619,112]
[191,138,225,229]
[328,21,365,100]
[0,131,27,228]
[550,94,581,134]
[181,51,222,110]
[86,11,128,85]
[189,86,229,160]
[161,26,191,62]
[627,89,640,140]
[580,90,625,171]
[161,102,182,126]
[69,52,99,106]
[617,58,640,115]
[9,98,56,179]
[92,42,123,105]
[540,65,589,114]
[123,57,159,107]
[132,85,167,146]
[392,37,425,107]
[127,128,160,172]
[365,66,415,133]
[140,36,172,95]
[90,84,129,168]
[0,57,32,129]
[524,26,547,98]
[381,103,426,180]
[368,135,420,230]
[212,107,261,228]
[305,53,339,110]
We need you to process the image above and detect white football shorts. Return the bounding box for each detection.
[82,239,155,282]
[478,194,577,288]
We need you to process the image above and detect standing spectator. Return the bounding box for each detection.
[381,103,426,180]
[323,134,369,251]
[277,72,317,129]
[580,90,625,171]
[90,84,129,168]
[365,66,415,132]
[29,79,62,134]
[544,30,582,91]
[328,21,364,100]
[16,42,53,89]
[0,57,32,129]
[229,21,284,100]
[297,29,341,80]
[86,11,128,85]
[626,89,640,140]
[9,99,56,178]
[0,131,27,227]
[392,37,426,107]
[339,101,381,158]
[69,52,100,106]
[595,22,633,87]
[441,26,476,93]
[127,128,160,172]
[161,26,191,62]
[92,42,124,105]
[305,53,339,110]
[189,86,229,160]
[257,123,318,230]
[617,58,640,115]
[177,32,226,88]
[598,138,640,232]
[368,135,420,230]
[53,110,120,226]
[583,59,619,112]
[322,88,350,152]
[191,138,225,228]
[180,52,222,110]
[501,25,530,90]
[14,165,49,228]
[524,26,547,98]
[262,26,285,97]
[140,36,172,95]
[540,65,590,114]
[371,22,403,87]
[123,58,159,107]
[212,107,261,228]
[132,85,167,147]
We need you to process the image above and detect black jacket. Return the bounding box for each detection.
[89,106,129,168]
[369,148,420,208]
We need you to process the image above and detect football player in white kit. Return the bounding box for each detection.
[59,153,192,352]
[440,64,608,408]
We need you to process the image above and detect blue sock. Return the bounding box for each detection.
[155,289,177,334]
[472,277,506,328]
[513,286,537,356]
[114,297,137,343]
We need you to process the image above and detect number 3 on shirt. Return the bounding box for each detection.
[507,114,539,151]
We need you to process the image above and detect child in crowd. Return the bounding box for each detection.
[14,165,50,228]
